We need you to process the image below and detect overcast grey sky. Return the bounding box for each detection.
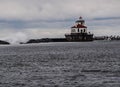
[0,0,120,43]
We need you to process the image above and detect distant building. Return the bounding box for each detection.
[65,17,93,41]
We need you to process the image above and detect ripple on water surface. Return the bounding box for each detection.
[0,41,120,87]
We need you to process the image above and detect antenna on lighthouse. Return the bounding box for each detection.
[76,16,85,25]
[79,16,82,19]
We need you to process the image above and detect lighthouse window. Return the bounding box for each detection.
[84,29,86,32]
[78,29,79,32]
[81,30,83,33]
[72,29,76,33]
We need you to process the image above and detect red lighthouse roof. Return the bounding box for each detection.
[71,24,87,28]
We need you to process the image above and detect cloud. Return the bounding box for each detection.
[0,0,120,21]
[0,0,120,44]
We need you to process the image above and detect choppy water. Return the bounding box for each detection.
[0,41,120,87]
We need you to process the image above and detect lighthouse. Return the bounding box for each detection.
[65,17,93,41]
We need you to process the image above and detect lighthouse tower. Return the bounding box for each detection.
[71,17,87,34]
[65,17,93,41]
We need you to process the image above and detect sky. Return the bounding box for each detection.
[0,0,120,44]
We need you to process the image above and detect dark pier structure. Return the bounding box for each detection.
[0,40,10,45]
[65,17,93,41]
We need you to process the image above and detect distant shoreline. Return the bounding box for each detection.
[1,35,120,45]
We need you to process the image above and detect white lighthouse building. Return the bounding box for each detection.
[65,17,93,41]
[71,17,87,34]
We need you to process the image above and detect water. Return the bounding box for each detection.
[0,41,120,87]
